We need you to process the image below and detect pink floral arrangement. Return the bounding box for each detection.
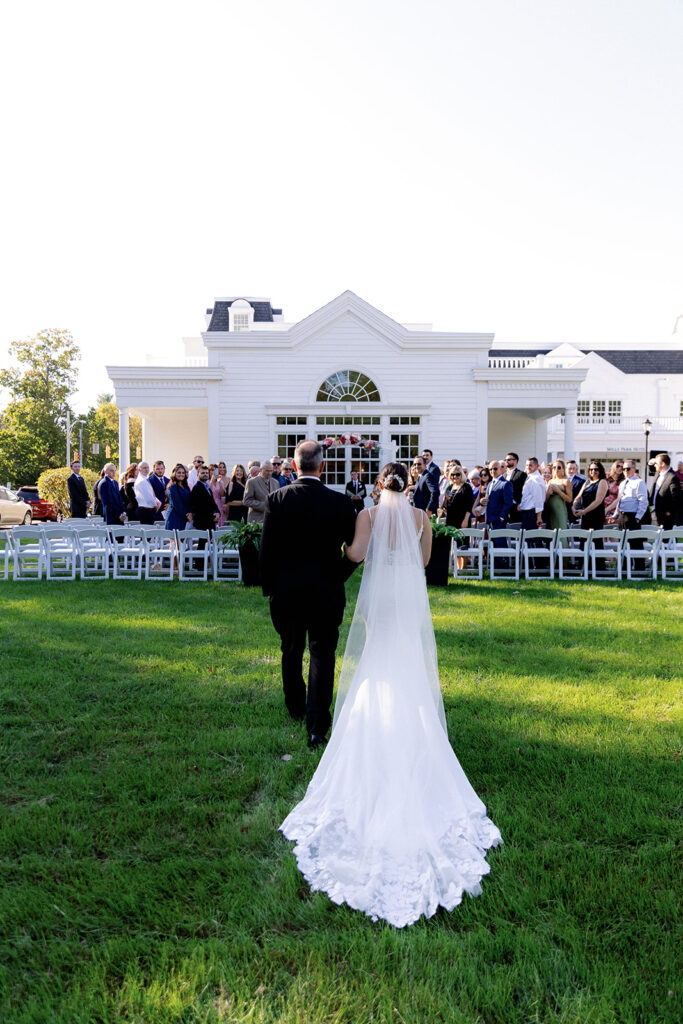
[320,435,377,450]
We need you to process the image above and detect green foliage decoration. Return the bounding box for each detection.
[36,467,100,517]
[217,520,263,550]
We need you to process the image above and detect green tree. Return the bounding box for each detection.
[81,393,141,470]
[0,329,79,487]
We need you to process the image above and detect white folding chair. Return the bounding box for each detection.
[11,527,46,580]
[623,527,661,580]
[521,529,556,579]
[451,528,486,579]
[212,527,241,581]
[144,528,176,580]
[487,529,522,580]
[43,530,79,580]
[556,528,591,580]
[87,516,105,524]
[659,528,683,580]
[0,532,12,580]
[78,528,111,579]
[588,529,624,580]
[178,530,211,580]
[110,527,145,579]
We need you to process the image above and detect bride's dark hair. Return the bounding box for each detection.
[378,462,409,492]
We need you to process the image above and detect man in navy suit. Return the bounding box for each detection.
[483,460,513,545]
[566,460,585,525]
[149,460,169,519]
[66,459,90,518]
[99,463,127,525]
[421,448,441,483]
[411,455,439,516]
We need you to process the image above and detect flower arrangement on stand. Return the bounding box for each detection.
[320,435,377,450]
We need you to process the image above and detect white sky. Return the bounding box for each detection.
[1,0,681,412]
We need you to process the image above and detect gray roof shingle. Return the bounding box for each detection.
[488,349,683,373]
[206,300,277,331]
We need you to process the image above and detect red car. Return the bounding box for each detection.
[15,486,61,522]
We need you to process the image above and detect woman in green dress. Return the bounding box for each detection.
[544,459,574,530]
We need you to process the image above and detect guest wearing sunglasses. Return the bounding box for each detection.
[187,455,205,490]
[572,461,608,530]
[443,467,474,529]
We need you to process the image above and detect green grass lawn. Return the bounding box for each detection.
[1,577,681,1024]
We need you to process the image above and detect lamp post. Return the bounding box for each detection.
[66,413,85,466]
[642,417,652,475]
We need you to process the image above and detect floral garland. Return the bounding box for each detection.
[320,435,377,450]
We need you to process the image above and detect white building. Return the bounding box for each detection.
[107,291,683,485]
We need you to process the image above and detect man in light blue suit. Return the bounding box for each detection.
[483,460,513,546]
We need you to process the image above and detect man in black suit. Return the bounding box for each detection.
[649,453,682,529]
[66,459,90,518]
[503,452,527,523]
[260,440,357,748]
[189,465,221,531]
[345,470,367,515]
[411,455,439,516]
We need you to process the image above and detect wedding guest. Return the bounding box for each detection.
[676,460,683,485]
[209,464,226,526]
[566,459,586,525]
[649,453,682,529]
[134,461,162,525]
[149,460,169,519]
[443,466,474,528]
[270,456,286,486]
[189,464,221,532]
[518,458,546,531]
[281,462,296,484]
[345,470,367,515]
[604,460,625,523]
[100,463,127,525]
[484,461,513,542]
[120,464,140,521]
[468,470,481,502]
[504,452,527,523]
[225,464,248,522]
[544,459,573,531]
[244,460,279,522]
[421,448,441,482]
[411,455,439,516]
[165,464,193,532]
[187,455,205,490]
[573,461,608,532]
[66,458,90,518]
[472,467,491,524]
[541,464,552,486]
[92,468,106,518]
[247,460,261,479]
[616,460,648,540]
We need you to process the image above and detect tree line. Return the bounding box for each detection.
[0,329,140,488]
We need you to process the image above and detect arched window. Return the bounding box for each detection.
[317,370,381,402]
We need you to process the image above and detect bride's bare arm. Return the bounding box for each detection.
[344,508,372,562]
[418,509,432,566]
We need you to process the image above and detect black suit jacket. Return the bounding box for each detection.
[649,469,682,529]
[260,478,357,598]
[345,479,367,501]
[189,481,221,531]
[67,472,89,517]
[506,468,527,514]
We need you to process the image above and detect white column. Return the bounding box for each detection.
[118,407,130,468]
[564,407,576,461]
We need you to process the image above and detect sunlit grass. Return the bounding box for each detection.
[1,577,681,1023]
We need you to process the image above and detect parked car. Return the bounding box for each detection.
[0,486,33,526]
[14,486,60,522]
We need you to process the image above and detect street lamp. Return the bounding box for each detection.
[642,417,652,475]
[65,412,85,466]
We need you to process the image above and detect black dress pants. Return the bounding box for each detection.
[270,585,345,738]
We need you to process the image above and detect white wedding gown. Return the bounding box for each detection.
[280,488,502,928]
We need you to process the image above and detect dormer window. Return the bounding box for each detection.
[229,298,254,332]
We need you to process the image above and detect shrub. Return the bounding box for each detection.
[36,467,100,517]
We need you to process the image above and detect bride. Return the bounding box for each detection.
[280,461,502,928]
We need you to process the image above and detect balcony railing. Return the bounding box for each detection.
[548,415,683,434]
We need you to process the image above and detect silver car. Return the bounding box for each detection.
[0,486,33,526]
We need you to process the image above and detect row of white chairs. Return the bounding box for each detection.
[0,525,242,581]
[449,527,683,581]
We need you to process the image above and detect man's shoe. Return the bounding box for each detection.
[307,733,327,750]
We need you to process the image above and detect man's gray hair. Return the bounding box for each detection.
[295,440,323,473]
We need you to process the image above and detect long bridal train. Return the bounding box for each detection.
[280,488,501,928]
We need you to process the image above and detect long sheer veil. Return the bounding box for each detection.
[333,488,447,733]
